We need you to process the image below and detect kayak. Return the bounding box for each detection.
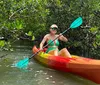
[32,46,100,84]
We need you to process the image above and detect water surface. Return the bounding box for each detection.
[0,45,98,85]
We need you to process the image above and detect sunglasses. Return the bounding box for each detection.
[51,27,58,30]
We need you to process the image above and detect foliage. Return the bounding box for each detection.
[0,40,5,47]
[0,0,100,58]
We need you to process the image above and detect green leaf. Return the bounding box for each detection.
[10,48,14,51]
[93,43,97,48]
[96,35,100,40]
[90,27,98,33]
[0,41,5,47]
[12,19,23,30]
[32,36,35,41]
[56,0,62,7]
[17,24,23,30]
[27,31,33,36]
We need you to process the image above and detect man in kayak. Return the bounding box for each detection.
[40,24,71,58]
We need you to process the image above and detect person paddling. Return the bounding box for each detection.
[40,24,71,58]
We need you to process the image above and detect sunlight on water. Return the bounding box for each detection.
[0,45,97,85]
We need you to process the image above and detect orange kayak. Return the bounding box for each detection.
[33,46,100,84]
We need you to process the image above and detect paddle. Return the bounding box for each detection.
[15,17,83,69]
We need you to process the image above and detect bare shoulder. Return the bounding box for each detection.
[44,34,49,38]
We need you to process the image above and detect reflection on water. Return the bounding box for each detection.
[0,45,97,85]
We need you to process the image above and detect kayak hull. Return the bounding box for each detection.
[32,46,100,84]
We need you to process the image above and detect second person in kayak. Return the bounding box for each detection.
[40,24,71,58]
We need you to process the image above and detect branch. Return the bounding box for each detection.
[9,7,26,20]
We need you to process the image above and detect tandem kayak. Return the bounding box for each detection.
[32,46,100,84]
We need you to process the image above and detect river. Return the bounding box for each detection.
[0,41,97,85]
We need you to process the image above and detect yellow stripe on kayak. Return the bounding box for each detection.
[36,52,52,65]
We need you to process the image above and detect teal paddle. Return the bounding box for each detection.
[15,17,83,69]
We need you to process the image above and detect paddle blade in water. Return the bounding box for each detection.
[70,17,83,29]
[15,58,29,69]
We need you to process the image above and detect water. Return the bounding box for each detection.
[0,45,98,85]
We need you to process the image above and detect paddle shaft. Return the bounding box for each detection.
[29,27,70,59]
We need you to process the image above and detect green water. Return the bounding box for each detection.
[0,45,98,85]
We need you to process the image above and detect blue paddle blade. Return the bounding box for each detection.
[70,17,83,29]
[15,58,29,69]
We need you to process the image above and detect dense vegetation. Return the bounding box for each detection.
[0,0,100,58]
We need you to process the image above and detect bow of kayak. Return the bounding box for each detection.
[32,46,100,84]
